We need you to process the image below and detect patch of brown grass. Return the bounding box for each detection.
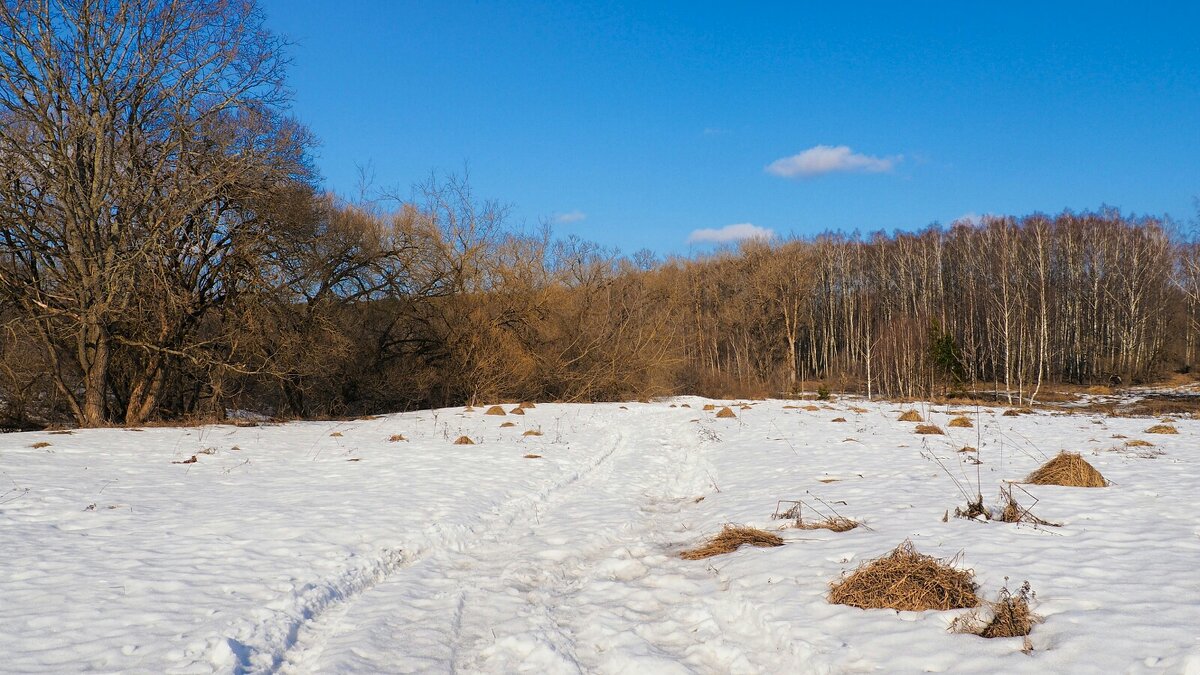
[951,582,1041,639]
[915,424,944,435]
[804,405,821,411]
[484,405,507,416]
[523,454,541,459]
[30,441,51,449]
[831,417,847,423]
[1025,451,1107,487]
[848,406,869,414]
[948,416,973,428]
[715,406,737,418]
[519,401,537,409]
[454,436,475,445]
[522,429,543,437]
[1125,439,1153,447]
[796,516,859,532]
[1002,409,1022,417]
[899,410,923,422]
[388,434,406,442]
[1145,424,1178,434]
[828,541,978,611]
[500,422,516,428]
[509,407,525,415]
[994,486,1059,526]
[679,526,784,560]
[702,404,716,411]
[329,432,343,437]
[958,446,977,453]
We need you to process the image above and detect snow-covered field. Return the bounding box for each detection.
[2,398,1199,673]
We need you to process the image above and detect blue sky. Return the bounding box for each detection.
[260,1,1200,255]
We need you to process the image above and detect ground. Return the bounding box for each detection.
[2,397,1199,673]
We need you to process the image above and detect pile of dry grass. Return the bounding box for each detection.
[453,436,475,445]
[951,582,1040,639]
[899,410,923,422]
[915,424,944,435]
[994,485,1059,526]
[519,401,537,409]
[679,526,784,560]
[1145,424,1178,434]
[797,516,859,532]
[523,453,542,459]
[500,421,516,428]
[715,406,737,418]
[848,406,869,414]
[804,405,821,411]
[522,429,543,437]
[831,417,847,423]
[828,541,978,611]
[388,434,406,442]
[948,416,973,428]
[484,405,507,416]
[702,403,716,411]
[1125,439,1154,447]
[30,441,51,449]
[509,407,525,415]
[1025,451,1107,487]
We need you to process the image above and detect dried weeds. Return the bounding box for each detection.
[829,541,978,611]
[899,410,924,422]
[915,424,944,435]
[680,526,784,560]
[948,416,973,428]
[1025,451,1107,487]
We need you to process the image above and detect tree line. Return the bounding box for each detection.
[1,0,1196,428]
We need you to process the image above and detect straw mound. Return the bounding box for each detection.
[1002,409,1021,417]
[702,404,716,411]
[831,417,847,423]
[388,434,407,442]
[500,422,516,428]
[948,416,973,428]
[849,406,869,414]
[915,424,944,435]
[523,454,541,459]
[715,406,737,418]
[1025,451,1107,487]
[1145,424,1178,434]
[522,429,543,437]
[518,401,537,409]
[453,436,475,445]
[797,516,859,532]
[484,405,507,416]
[1125,439,1154,447]
[899,410,923,422]
[958,446,977,453]
[829,541,978,611]
[952,582,1041,639]
[509,407,525,415]
[680,526,784,560]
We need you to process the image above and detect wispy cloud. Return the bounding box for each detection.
[687,222,775,245]
[765,145,900,178]
[552,210,587,224]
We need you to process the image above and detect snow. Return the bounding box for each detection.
[2,399,1200,673]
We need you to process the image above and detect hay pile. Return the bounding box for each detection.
[829,541,978,611]
[1125,439,1154,447]
[804,405,821,411]
[522,429,543,437]
[952,582,1040,639]
[680,526,784,560]
[388,434,406,442]
[509,407,525,415]
[500,422,516,428]
[715,406,737,418]
[519,401,537,409]
[1025,451,1107,487]
[453,436,475,445]
[899,410,923,422]
[1145,424,1178,434]
[831,417,847,423]
[702,403,716,411]
[484,405,507,416]
[915,424,944,435]
[797,516,859,532]
[948,416,973,428]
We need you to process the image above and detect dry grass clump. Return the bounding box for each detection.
[388,434,407,442]
[848,406,869,414]
[958,445,977,453]
[679,526,784,560]
[453,435,475,445]
[500,422,516,428]
[522,429,543,437]
[796,516,859,532]
[518,401,537,409]
[509,407,525,415]
[804,405,821,411]
[1145,424,1178,434]
[1002,408,1023,417]
[30,441,52,449]
[1025,451,1107,487]
[948,416,973,428]
[828,541,978,611]
[329,431,343,437]
[1125,439,1154,447]
[915,424,944,435]
[898,410,923,422]
[715,406,737,418]
[951,582,1041,639]
[994,486,1059,526]
[831,417,847,423]
[702,403,716,411]
[523,454,542,459]
[484,405,507,416]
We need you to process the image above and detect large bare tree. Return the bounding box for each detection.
[0,0,306,425]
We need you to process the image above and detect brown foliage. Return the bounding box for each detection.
[829,541,979,611]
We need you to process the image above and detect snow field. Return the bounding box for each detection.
[1,398,1199,673]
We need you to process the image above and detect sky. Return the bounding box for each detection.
[259,1,1200,255]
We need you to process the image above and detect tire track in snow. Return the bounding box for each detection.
[228,418,630,674]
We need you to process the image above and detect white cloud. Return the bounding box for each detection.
[765,145,900,178]
[552,210,586,224]
[687,222,775,245]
